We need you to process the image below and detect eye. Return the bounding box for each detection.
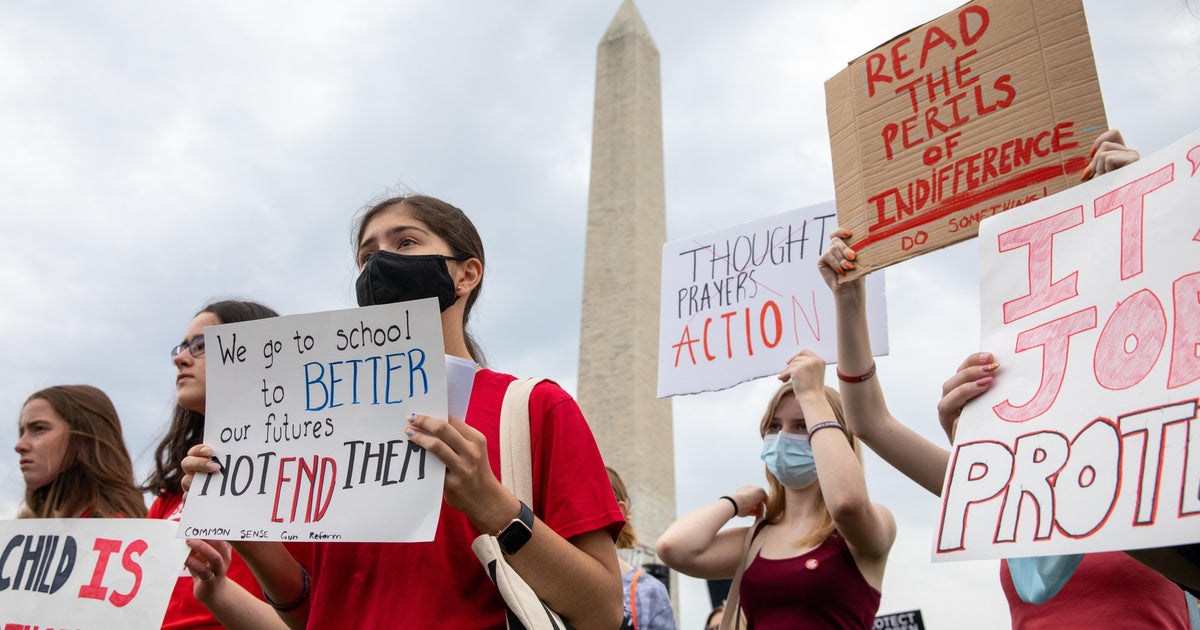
[767,422,781,433]
[395,236,419,249]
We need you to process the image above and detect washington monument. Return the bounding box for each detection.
[578,0,675,548]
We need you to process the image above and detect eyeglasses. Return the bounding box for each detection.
[170,334,206,360]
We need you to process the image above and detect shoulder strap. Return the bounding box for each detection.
[629,569,642,628]
[719,518,764,630]
[498,377,545,504]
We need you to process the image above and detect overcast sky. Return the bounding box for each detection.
[2,1,1198,627]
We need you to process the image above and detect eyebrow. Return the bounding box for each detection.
[358,224,432,254]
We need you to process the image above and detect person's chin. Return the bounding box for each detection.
[177,395,204,413]
[22,472,50,489]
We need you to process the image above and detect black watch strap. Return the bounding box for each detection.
[496,500,535,556]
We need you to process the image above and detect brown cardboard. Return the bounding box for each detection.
[825,0,1107,279]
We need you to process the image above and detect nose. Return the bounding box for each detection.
[173,348,192,368]
[14,434,30,455]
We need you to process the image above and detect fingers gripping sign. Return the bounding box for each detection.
[778,350,830,397]
[936,352,1000,443]
[405,413,515,532]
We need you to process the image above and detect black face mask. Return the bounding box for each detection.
[355,250,466,311]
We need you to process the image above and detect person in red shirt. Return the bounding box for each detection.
[182,194,626,629]
[16,384,145,519]
[145,299,288,629]
[819,130,1191,629]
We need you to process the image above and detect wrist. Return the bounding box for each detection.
[833,280,866,301]
[718,495,739,519]
[807,421,847,439]
[471,489,523,535]
[793,389,831,409]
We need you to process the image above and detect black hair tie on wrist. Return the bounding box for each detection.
[719,495,739,519]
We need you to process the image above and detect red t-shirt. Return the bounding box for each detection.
[149,492,268,630]
[301,369,625,629]
[1001,551,1189,629]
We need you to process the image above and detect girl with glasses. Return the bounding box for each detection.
[144,299,289,630]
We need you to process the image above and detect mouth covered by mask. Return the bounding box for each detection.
[356,250,466,311]
[760,432,818,489]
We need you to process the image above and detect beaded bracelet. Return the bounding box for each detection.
[807,421,847,437]
[719,495,739,519]
[264,565,310,612]
[836,362,876,383]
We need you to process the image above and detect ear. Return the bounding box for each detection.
[616,500,629,519]
[451,257,483,297]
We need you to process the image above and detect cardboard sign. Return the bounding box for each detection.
[0,519,189,630]
[934,128,1200,561]
[825,0,1107,279]
[180,299,453,543]
[657,202,888,397]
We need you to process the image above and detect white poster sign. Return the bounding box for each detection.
[180,299,451,543]
[0,519,189,630]
[935,128,1200,561]
[658,201,889,397]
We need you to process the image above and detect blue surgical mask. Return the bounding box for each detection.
[760,432,818,489]
[1006,554,1084,604]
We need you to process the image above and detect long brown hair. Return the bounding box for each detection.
[143,299,278,497]
[757,384,862,549]
[20,385,147,518]
[607,466,637,549]
[352,194,487,365]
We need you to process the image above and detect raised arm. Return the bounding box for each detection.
[182,445,310,630]
[655,486,766,580]
[819,232,958,496]
[780,351,894,562]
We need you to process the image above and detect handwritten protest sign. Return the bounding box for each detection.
[657,202,888,397]
[825,0,1107,280]
[180,299,452,543]
[934,128,1200,561]
[0,519,188,630]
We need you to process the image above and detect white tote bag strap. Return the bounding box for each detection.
[498,377,545,504]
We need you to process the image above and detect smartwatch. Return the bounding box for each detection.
[496,500,535,556]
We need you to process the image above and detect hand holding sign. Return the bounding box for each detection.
[1082,129,1140,181]
[184,538,230,589]
[935,127,1200,561]
[179,299,450,543]
[405,413,516,533]
[935,352,999,443]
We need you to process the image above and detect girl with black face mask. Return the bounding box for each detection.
[182,194,626,630]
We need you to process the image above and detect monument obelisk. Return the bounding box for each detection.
[578,0,675,549]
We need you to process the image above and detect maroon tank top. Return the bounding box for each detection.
[739,529,881,629]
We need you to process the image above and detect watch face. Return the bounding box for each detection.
[499,520,533,555]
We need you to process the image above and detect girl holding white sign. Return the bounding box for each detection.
[145,299,291,630]
[15,384,146,519]
[182,194,626,630]
[819,211,1192,629]
[656,352,895,629]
